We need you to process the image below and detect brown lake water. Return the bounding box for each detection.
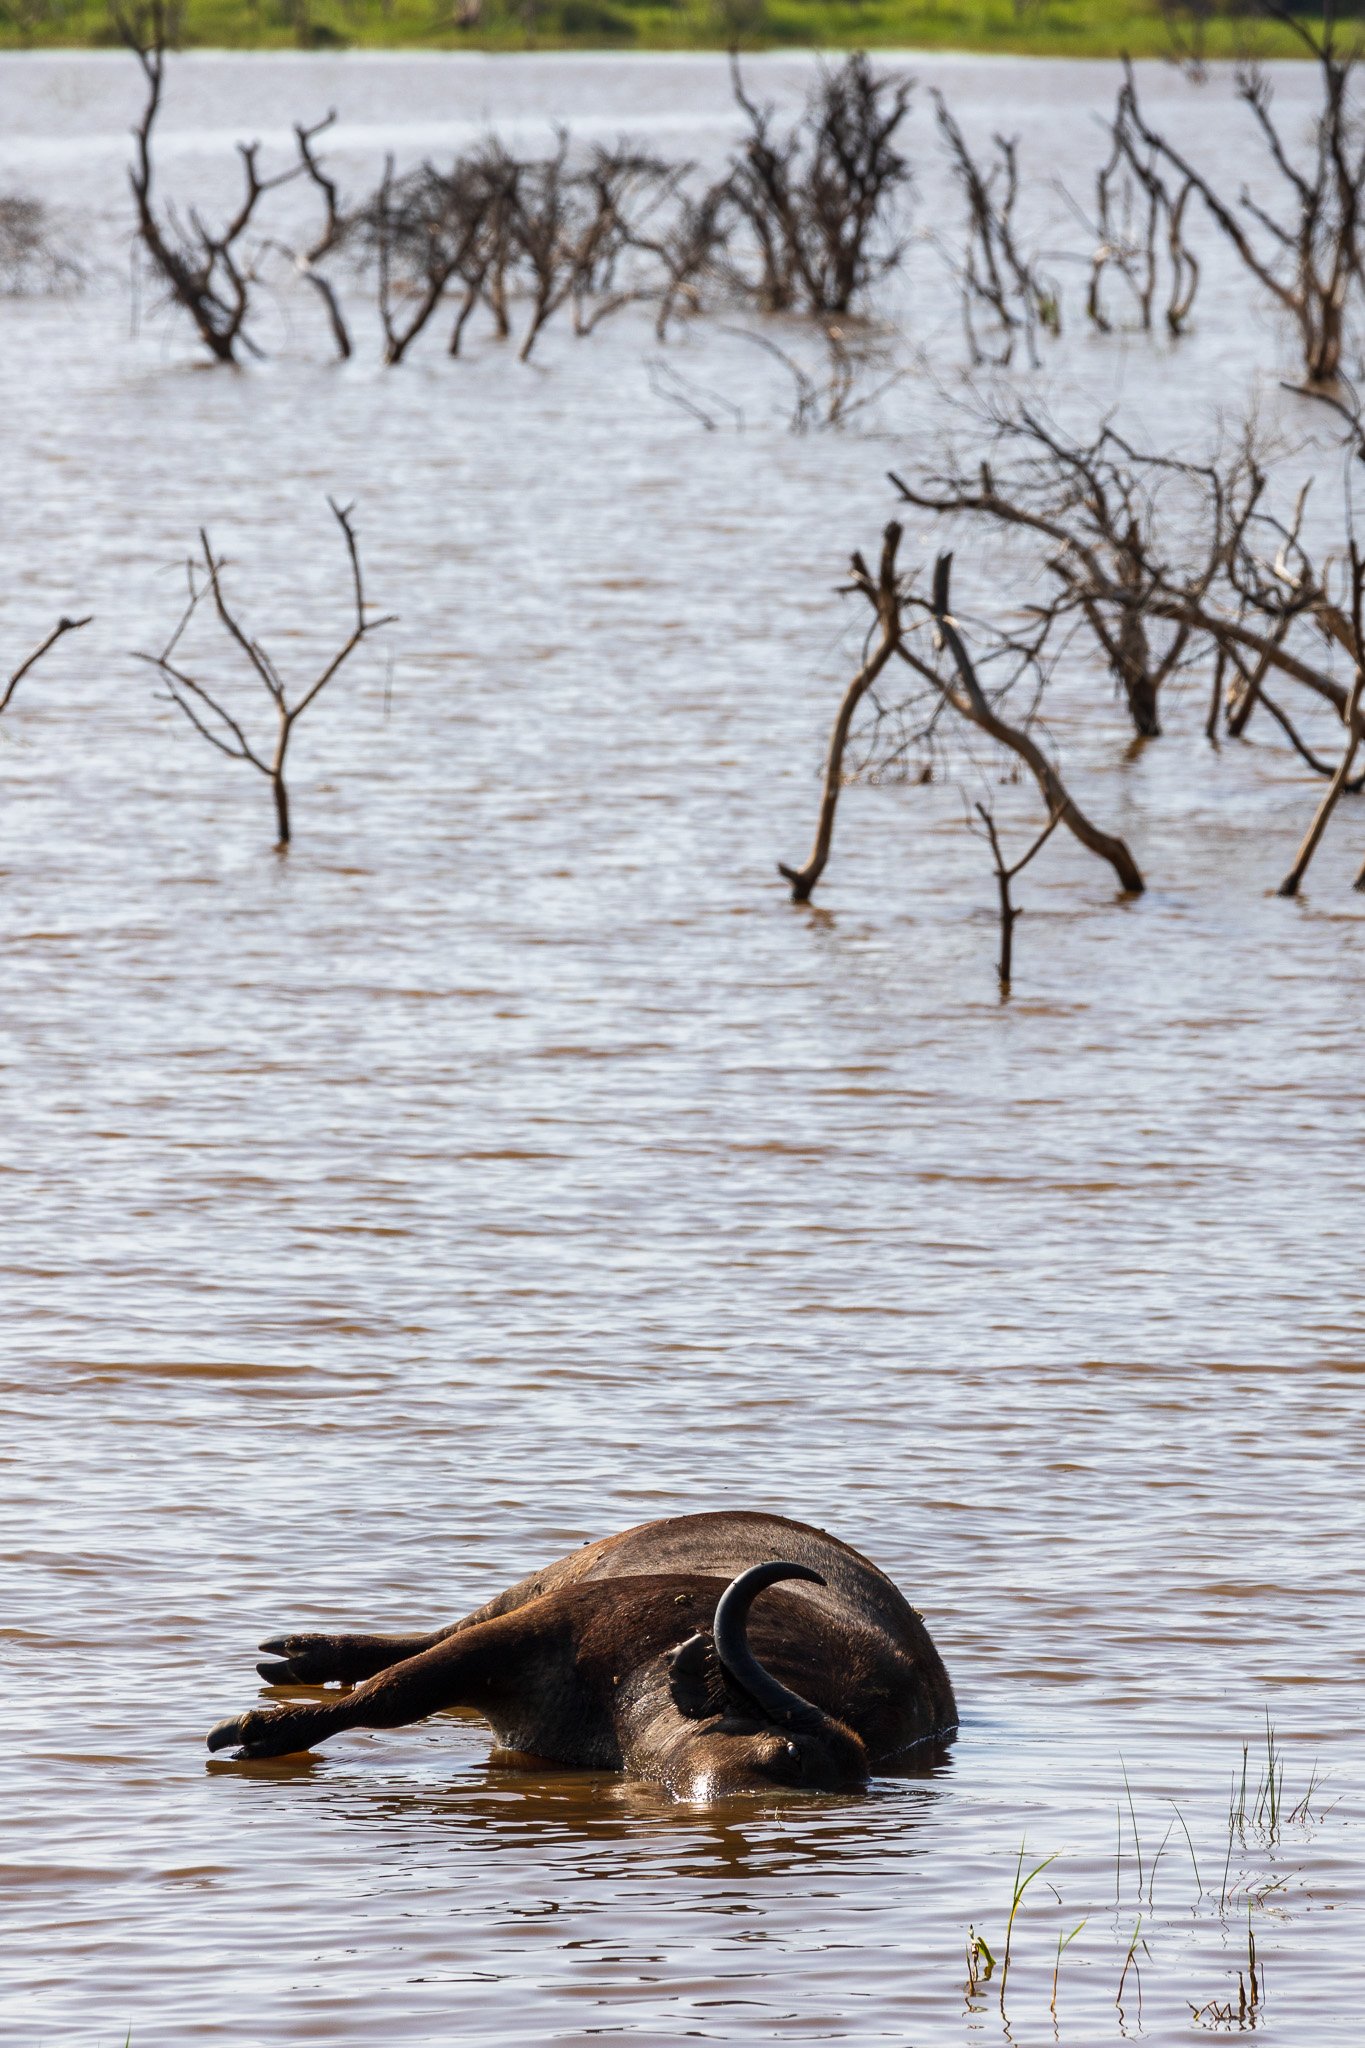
[0,47,1362,2047]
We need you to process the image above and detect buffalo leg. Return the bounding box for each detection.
[255,1628,447,1687]
[251,1557,594,1686]
[209,1617,521,1760]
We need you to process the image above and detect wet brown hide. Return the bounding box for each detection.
[207,1512,956,1796]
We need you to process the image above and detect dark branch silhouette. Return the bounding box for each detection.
[1,615,92,718]
[780,525,1144,908]
[973,799,1064,990]
[728,53,913,316]
[1115,22,1365,383]
[137,501,394,847]
[778,522,904,901]
[117,2,333,365]
[934,94,1060,367]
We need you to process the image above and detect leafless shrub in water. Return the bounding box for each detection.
[895,396,1365,892]
[349,155,498,366]
[505,136,650,361]
[1115,13,1365,383]
[932,94,1060,368]
[889,405,1225,739]
[724,318,905,432]
[342,139,693,364]
[1066,106,1200,336]
[631,171,736,340]
[137,501,394,848]
[0,193,85,296]
[564,145,687,342]
[117,2,337,364]
[727,53,913,316]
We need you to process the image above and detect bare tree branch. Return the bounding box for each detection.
[1,614,92,717]
[138,501,394,846]
[974,798,1064,989]
[778,521,904,901]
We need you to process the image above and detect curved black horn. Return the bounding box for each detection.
[712,1560,829,1730]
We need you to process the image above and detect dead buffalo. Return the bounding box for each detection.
[207,1510,956,1797]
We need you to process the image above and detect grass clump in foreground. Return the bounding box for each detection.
[960,1728,1332,2032]
[0,0,1335,57]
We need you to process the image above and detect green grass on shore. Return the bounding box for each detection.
[0,0,1330,59]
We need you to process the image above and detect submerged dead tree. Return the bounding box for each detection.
[899,396,1365,891]
[137,501,394,847]
[890,408,1220,739]
[0,193,85,296]
[359,156,496,366]
[343,140,687,364]
[632,173,735,340]
[779,526,1144,913]
[1116,19,1365,383]
[1071,109,1199,335]
[728,54,913,315]
[933,94,1060,367]
[118,3,339,364]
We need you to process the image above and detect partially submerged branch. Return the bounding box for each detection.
[779,522,904,901]
[728,53,913,316]
[1276,542,1365,895]
[287,114,352,361]
[934,94,1060,367]
[917,552,1145,893]
[1,614,92,718]
[726,319,904,433]
[974,798,1064,990]
[117,3,334,364]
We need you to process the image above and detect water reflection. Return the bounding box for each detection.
[345,1767,948,1876]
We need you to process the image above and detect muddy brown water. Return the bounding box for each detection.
[1,48,1362,2047]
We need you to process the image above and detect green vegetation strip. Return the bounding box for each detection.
[0,0,1326,59]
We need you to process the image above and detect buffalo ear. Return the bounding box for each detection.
[668,1632,728,1719]
[667,1630,755,1721]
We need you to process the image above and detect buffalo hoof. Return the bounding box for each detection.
[207,1715,251,1754]
[256,1634,336,1683]
[207,1710,307,1759]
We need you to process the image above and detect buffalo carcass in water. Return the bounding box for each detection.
[207,1511,956,1796]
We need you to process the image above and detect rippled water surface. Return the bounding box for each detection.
[1,47,1362,2047]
